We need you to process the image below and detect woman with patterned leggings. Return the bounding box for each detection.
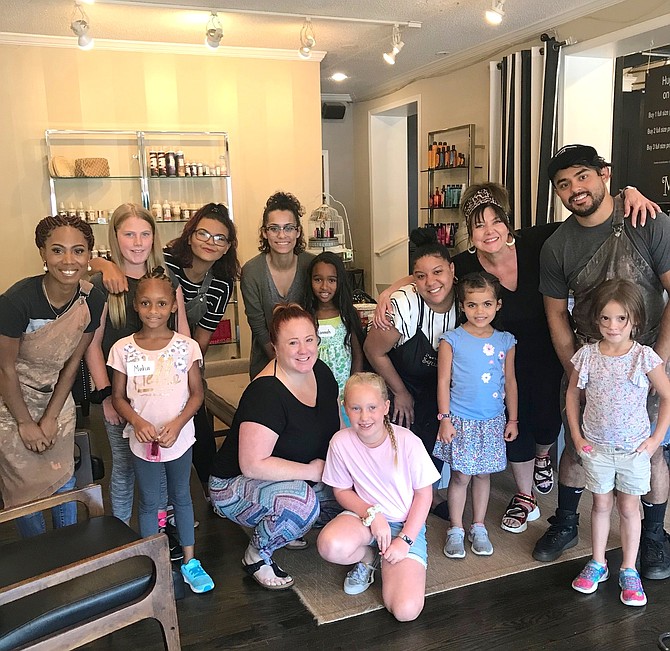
[209,303,341,590]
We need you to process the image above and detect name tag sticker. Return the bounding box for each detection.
[128,360,155,376]
[318,325,336,338]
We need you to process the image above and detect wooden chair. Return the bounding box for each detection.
[0,484,180,650]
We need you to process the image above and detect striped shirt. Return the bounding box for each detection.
[390,283,456,351]
[164,250,233,332]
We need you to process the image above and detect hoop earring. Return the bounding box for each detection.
[42,261,48,273]
[467,241,476,254]
[506,233,516,247]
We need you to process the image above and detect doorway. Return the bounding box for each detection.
[368,99,419,295]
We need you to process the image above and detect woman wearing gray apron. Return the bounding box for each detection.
[0,215,104,536]
[164,203,241,493]
[364,228,458,516]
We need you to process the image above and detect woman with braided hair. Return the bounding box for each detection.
[317,372,439,622]
[0,215,105,536]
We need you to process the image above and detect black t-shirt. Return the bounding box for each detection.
[0,275,105,337]
[211,359,340,479]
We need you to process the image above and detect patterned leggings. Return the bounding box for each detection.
[209,475,319,564]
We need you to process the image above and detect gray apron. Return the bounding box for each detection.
[562,197,667,439]
[571,197,665,347]
[184,269,214,333]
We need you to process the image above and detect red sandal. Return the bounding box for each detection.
[501,492,540,534]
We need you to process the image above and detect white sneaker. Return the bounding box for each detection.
[468,523,494,556]
[343,561,376,595]
[444,526,466,558]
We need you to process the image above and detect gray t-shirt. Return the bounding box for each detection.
[539,209,670,299]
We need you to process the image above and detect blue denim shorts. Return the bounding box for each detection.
[340,511,428,567]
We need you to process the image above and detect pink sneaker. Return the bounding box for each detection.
[572,559,609,594]
[619,568,647,606]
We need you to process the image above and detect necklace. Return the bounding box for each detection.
[42,278,77,319]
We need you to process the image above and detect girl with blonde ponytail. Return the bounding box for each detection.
[317,372,440,622]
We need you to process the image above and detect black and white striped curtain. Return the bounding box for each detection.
[489,37,562,229]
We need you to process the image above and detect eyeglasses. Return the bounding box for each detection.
[264,224,298,235]
[194,228,230,247]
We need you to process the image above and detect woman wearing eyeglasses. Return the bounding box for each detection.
[241,191,315,379]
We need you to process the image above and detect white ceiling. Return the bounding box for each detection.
[1,0,630,101]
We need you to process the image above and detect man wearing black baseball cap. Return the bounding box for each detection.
[536,144,670,581]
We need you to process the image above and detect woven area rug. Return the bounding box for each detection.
[274,469,622,625]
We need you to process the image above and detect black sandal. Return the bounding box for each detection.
[242,558,295,591]
[534,455,554,495]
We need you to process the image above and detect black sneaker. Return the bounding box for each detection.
[161,522,184,562]
[640,522,670,580]
[532,509,579,562]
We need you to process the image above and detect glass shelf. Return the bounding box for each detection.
[50,175,142,181]
[147,175,231,180]
[421,166,468,173]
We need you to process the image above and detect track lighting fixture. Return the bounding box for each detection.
[298,17,316,59]
[70,2,94,50]
[205,12,223,50]
[383,24,404,65]
[485,0,506,25]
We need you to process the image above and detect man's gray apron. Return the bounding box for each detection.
[562,198,667,442]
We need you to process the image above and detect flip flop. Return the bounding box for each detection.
[241,558,295,591]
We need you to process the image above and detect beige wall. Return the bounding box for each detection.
[0,44,323,355]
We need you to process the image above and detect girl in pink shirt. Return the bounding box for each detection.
[317,372,440,621]
[109,267,213,594]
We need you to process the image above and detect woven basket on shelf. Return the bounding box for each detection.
[74,158,110,177]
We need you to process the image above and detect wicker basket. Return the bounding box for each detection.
[74,158,110,177]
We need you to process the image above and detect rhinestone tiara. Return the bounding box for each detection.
[462,188,504,221]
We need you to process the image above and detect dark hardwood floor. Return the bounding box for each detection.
[5,406,670,650]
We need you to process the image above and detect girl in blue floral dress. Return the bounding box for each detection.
[435,271,518,559]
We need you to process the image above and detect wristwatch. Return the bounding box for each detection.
[437,412,451,421]
[361,504,382,527]
[399,533,414,547]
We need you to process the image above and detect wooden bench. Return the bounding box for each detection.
[204,358,249,428]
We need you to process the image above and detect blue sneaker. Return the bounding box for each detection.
[181,558,214,593]
[619,568,647,607]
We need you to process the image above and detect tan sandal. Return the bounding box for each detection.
[501,493,540,533]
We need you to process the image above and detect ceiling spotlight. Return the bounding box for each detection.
[205,12,223,50]
[485,0,506,25]
[298,17,316,59]
[383,24,404,65]
[70,2,94,50]
[331,72,348,82]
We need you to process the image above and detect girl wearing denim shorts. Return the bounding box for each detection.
[567,279,670,606]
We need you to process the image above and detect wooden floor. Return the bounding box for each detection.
[6,406,670,650]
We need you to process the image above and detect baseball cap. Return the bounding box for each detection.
[547,144,607,181]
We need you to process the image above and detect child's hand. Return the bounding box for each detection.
[573,437,592,456]
[133,418,158,443]
[157,422,180,448]
[438,419,457,443]
[636,437,662,458]
[504,422,518,442]
[370,515,392,553]
[383,537,410,565]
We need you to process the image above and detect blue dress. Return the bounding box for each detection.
[434,326,516,475]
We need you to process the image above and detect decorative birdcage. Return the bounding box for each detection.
[306,194,354,263]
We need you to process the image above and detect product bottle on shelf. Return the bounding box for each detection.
[58,202,67,217]
[149,150,158,177]
[162,199,172,221]
[77,202,86,221]
[151,200,162,221]
[175,151,185,177]
[157,151,167,177]
[428,143,433,170]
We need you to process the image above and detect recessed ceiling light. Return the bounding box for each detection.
[331,73,348,82]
